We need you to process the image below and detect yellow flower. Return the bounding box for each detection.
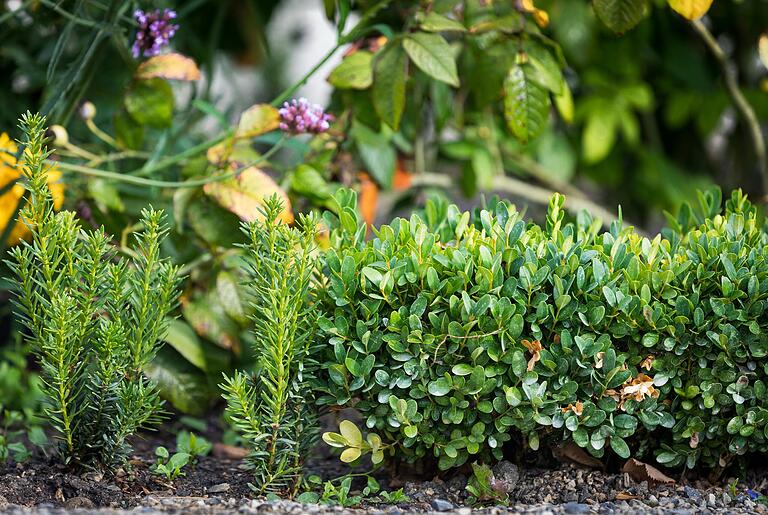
[0,132,65,246]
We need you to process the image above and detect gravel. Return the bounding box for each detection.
[0,459,765,514]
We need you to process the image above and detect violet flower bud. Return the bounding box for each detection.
[132,8,179,59]
[278,98,333,135]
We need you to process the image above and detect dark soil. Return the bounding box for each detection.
[0,418,766,514]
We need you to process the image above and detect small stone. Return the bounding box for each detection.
[646,495,659,507]
[684,485,701,501]
[707,493,716,506]
[446,474,467,491]
[491,460,520,492]
[65,496,95,509]
[723,493,732,504]
[0,496,7,509]
[562,501,590,513]
[457,508,471,515]
[431,499,454,511]
[209,483,231,494]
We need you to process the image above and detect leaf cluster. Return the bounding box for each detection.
[316,187,768,471]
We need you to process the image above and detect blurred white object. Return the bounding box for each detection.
[267,0,357,105]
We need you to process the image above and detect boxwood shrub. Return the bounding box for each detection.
[316,188,768,470]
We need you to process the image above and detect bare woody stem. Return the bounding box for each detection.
[691,19,768,198]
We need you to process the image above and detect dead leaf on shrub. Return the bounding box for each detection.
[521,338,542,371]
[561,401,583,416]
[622,458,675,486]
[621,373,659,405]
[640,355,654,370]
[553,442,603,469]
[595,351,604,369]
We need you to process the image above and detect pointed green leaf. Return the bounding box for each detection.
[374,45,408,130]
[503,64,550,143]
[403,32,459,87]
[593,0,649,33]
[328,51,374,89]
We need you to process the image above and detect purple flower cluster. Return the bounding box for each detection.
[278,98,333,134]
[132,8,179,59]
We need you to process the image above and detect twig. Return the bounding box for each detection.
[691,19,768,198]
[52,137,286,188]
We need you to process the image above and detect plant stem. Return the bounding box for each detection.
[52,137,285,188]
[691,19,768,198]
[271,45,342,107]
[128,129,234,177]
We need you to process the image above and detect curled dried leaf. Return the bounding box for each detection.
[621,458,675,486]
[640,355,655,370]
[521,339,543,371]
[561,401,584,416]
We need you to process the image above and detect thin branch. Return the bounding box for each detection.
[691,19,768,198]
[52,137,286,188]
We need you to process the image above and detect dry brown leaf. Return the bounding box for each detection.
[595,351,605,369]
[521,339,543,371]
[615,492,639,500]
[620,373,659,405]
[622,458,675,486]
[640,355,655,370]
[561,401,584,416]
[553,442,603,469]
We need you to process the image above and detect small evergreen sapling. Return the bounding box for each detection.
[8,113,179,470]
[220,195,320,496]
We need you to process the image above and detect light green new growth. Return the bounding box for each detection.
[220,195,320,496]
[7,113,180,470]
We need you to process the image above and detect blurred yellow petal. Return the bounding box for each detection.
[668,0,713,20]
[0,132,65,246]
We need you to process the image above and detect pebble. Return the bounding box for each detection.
[562,501,591,513]
[684,485,701,501]
[209,482,231,494]
[491,460,520,492]
[64,496,95,509]
[707,493,716,506]
[430,498,454,511]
